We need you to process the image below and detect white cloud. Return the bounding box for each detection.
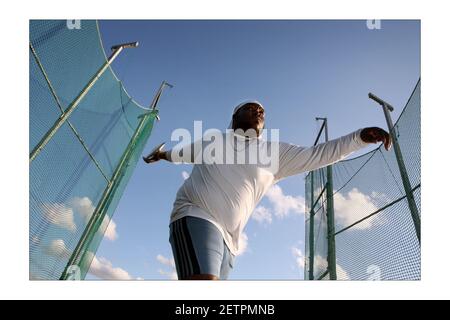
[69,196,94,220]
[102,219,118,241]
[336,263,350,280]
[313,255,350,280]
[45,239,71,259]
[156,254,177,280]
[45,240,134,280]
[88,255,133,280]
[291,246,305,271]
[43,197,120,240]
[251,185,305,225]
[334,188,386,230]
[43,203,76,232]
[69,197,118,241]
[252,206,273,224]
[236,232,248,256]
[313,255,328,275]
[158,269,178,280]
[265,185,305,217]
[370,191,393,206]
[181,171,190,180]
[156,254,175,267]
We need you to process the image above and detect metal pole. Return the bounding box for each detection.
[369,93,421,243]
[307,120,327,280]
[308,171,315,280]
[60,81,172,280]
[30,42,138,162]
[316,117,337,280]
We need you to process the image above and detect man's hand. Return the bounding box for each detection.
[143,142,168,163]
[143,150,167,163]
[360,127,392,151]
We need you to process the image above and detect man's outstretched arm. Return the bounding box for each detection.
[274,127,391,181]
[143,140,201,164]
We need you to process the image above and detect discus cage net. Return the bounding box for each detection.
[29,20,168,280]
[305,79,421,280]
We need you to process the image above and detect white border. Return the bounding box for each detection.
[1,0,449,300]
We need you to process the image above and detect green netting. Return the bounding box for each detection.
[305,168,330,280]
[29,20,159,280]
[305,79,421,280]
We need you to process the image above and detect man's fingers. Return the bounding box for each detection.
[143,155,158,163]
[386,133,392,151]
[382,132,391,151]
[373,129,392,151]
[361,127,392,151]
[373,131,383,143]
[143,149,164,164]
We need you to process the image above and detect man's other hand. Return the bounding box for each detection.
[143,150,167,163]
[360,127,392,151]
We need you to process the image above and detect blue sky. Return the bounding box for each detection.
[88,20,420,280]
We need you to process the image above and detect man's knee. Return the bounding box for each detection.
[186,274,219,280]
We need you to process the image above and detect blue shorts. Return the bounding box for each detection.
[169,216,235,280]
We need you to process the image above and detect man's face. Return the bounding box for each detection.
[232,103,265,134]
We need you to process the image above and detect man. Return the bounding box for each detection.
[144,101,391,280]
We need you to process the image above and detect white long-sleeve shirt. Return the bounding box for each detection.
[169,129,369,256]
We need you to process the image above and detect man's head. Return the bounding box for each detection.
[231,101,265,137]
